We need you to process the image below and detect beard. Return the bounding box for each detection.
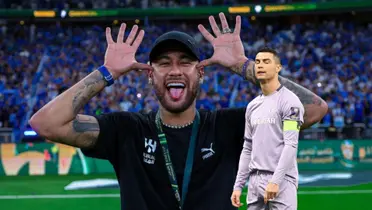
[154,81,200,114]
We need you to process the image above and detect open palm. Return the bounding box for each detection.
[104,23,152,79]
[197,13,246,69]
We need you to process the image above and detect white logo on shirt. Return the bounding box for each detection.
[143,138,156,164]
[252,118,276,125]
[201,143,215,160]
[145,138,157,153]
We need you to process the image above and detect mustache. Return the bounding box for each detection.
[164,77,187,84]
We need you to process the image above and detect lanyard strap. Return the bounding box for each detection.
[155,110,200,210]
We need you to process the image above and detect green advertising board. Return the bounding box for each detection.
[0,142,114,176]
[298,139,372,171]
[0,139,372,176]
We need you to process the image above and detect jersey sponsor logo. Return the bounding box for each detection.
[145,138,157,153]
[143,138,157,165]
[251,118,276,125]
[201,143,215,160]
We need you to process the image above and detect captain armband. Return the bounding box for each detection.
[283,120,300,132]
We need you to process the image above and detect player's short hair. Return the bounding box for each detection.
[257,47,281,64]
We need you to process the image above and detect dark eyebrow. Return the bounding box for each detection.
[180,54,197,61]
[153,55,170,62]
[255,58,272,61]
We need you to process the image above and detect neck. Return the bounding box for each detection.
[260,77,281,96]
[159,103,196,126]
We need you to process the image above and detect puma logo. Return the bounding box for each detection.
[201,143,215,160]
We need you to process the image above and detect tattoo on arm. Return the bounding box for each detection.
[71,114,100,148]
[278,76,326,128]
[230,59,258,85]
[72,71,105,115]
[67,70,104,148]
[73,115,99,132]
[278,76,323,106]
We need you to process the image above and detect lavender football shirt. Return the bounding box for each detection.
[234,85,304,190]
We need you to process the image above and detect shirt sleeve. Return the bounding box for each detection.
[233,106,253,191]
[81,112,137,162]
[281,96,304,148]
[270,95,304,185]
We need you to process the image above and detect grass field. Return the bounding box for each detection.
[1,174,371,210]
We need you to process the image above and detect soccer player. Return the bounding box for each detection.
[29,13,326,210]
[231,47,304,210]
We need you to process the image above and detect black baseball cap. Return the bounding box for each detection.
[149,31,201,63]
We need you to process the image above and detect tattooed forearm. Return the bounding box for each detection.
[72,71,105,115]
[278,76,328,129]
[230,59,258,85]
[29,69,105,148]
[278,76,323,106]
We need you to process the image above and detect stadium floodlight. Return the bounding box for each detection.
[61,10,67,18]
[24,130,37,136]
[255,5,262,13]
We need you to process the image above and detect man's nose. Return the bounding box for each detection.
[168,64,182,76]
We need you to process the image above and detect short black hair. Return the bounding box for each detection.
[257,47,281,64]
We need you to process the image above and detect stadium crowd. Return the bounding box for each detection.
[0,18,372,136]
[1,0,331,9]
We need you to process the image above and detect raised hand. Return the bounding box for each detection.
[197,12,247,70]
[104,23,153,79]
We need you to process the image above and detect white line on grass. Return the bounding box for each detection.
[2,190,372,200]
[0,194,120,199]
[241,189,372,196]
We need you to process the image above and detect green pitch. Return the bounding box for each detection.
[1,174,371,210]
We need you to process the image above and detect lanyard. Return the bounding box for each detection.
[155,110,200,210]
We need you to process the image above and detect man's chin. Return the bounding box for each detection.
[163,106,188,114]
[162,98,190,113]
[154,86,199,114]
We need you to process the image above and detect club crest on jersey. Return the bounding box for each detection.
[201,143,215,160]
[143,138,156,164]
[290,107,300,120]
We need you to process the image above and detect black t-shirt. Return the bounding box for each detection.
[82,108,246,210]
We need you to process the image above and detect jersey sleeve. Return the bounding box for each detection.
[270,96,304,185]
[244,105,252,141]
[81,112,136,162]
[233,105,253,191]
[280,93,304,149]
[281,95,305,132]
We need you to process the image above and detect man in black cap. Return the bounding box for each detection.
[29,13,327,210]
